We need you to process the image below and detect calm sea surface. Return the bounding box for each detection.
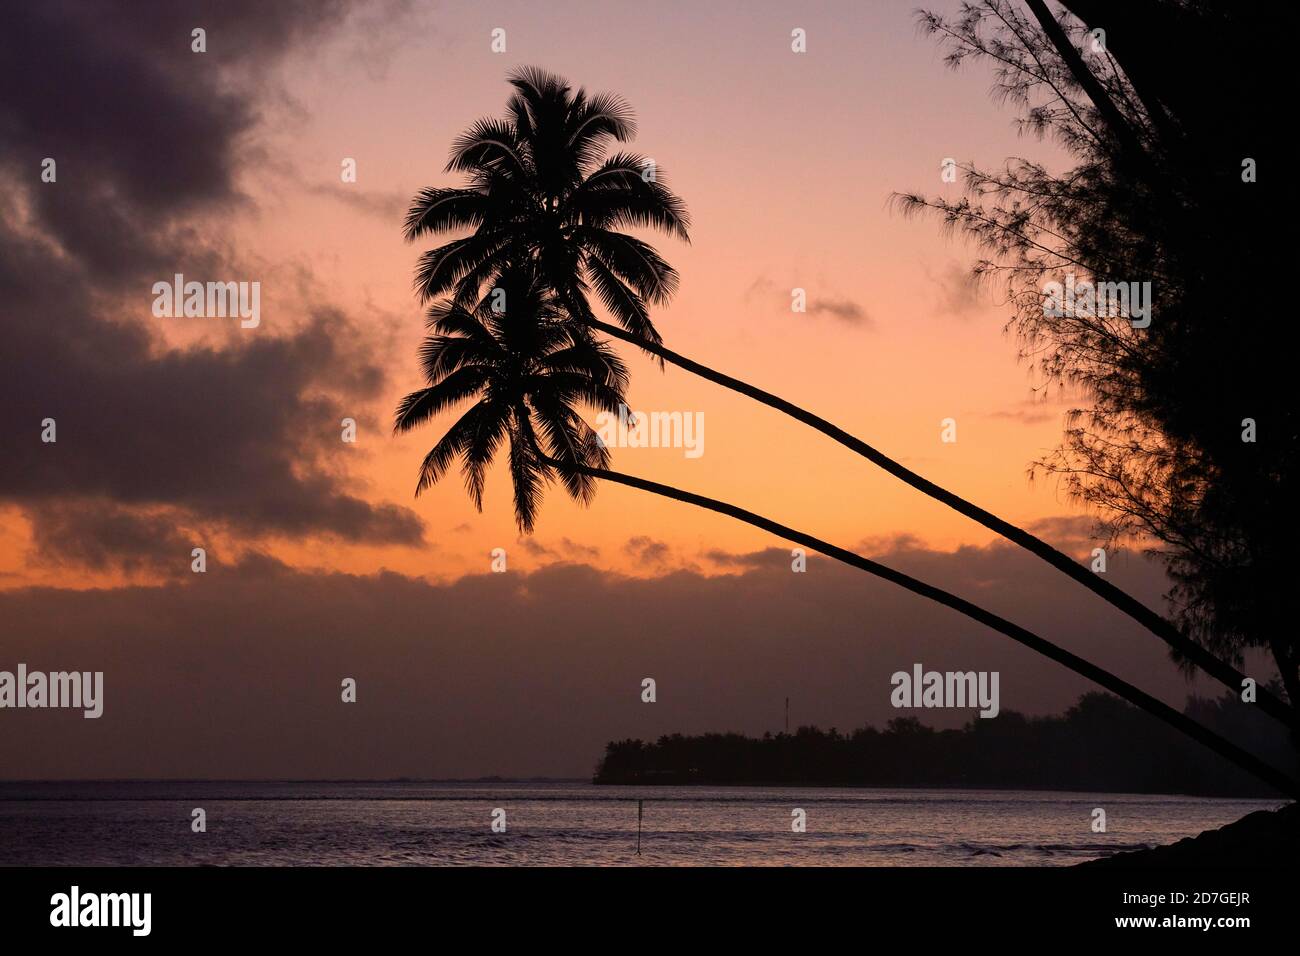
[0,782,1282,866]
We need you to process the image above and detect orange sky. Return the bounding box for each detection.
[1,0,1088,590]
[6,0,1276,782]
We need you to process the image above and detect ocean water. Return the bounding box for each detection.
[0,781,1282,866]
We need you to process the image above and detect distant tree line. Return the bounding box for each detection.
[594,691,1294,797]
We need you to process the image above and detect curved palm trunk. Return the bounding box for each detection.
[552,457,1298,797]
[581,315,1298,732]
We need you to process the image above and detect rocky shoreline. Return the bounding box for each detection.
[1082,802,1298,867]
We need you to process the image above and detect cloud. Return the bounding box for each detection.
[807,296,869,324]
[24,501,199,575]
[1026,515,1106,557]
[922,260,986,319]
[745,276,871,326]
[0,540,1270,779]
[559,538,601,560]
[517,538,556,558]
[701,546,782,569]
[514,537,602,562]
[625,536,671,565]
[0,0,424,562]
[988,407,1056,425]
[0,1,366,279]
[988,391,1081,427]
[307,183,408,222]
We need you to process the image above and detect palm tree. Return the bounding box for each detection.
[393,265,626,532]
[393,279,1297,796]
[403,66,688,350]
[404,66,1296,732]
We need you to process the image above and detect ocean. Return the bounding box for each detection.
[0,781,1282,866]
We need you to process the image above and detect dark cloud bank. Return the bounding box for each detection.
[0,0,423,561]
[0,539,1269,779]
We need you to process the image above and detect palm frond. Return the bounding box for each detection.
[460,400,510,509]
[393,365,492,432]
[508,408,547,531]
[445,117,529,178]
[414,232,512,303]
[570,152,690,241]
[584,254,659,343]
[578,228,679,305]
[403,187,491,241]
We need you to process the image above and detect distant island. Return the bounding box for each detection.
[594,691,1295,797]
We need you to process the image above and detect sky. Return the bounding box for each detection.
[0,0,1265,778]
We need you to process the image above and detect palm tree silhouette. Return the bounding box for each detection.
[393,265,626,533]
[404,66,687,351]
[403,67,1295,733]
[393,265,1296,796]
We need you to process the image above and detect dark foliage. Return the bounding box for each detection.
[898,1,1300,710]
[595,690,1294,797]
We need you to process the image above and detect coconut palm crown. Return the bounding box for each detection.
[403,66,690,346]
[393,264,626,532]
